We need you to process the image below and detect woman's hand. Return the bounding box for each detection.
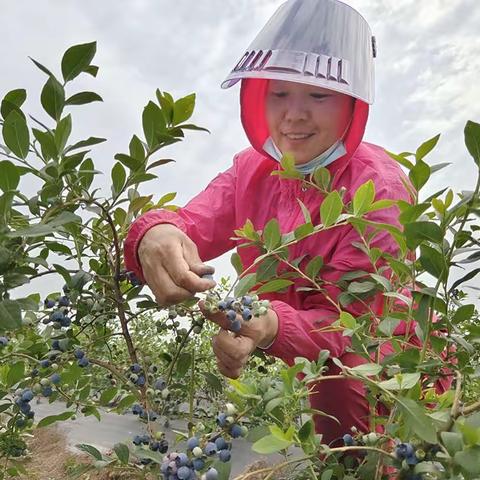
[138,224,216,306]
[200,301,278,379]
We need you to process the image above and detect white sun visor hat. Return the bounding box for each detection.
[221,0,376,104]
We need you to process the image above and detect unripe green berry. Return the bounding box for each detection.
[225,403,236,415]
[192,446,203,457]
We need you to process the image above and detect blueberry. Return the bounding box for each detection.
[176,452,188,467]
[177,465,192,479]
[58,296,70,307]
[205,468,219,480]
[40,359,51,368]
[26,411,35,419]
[50,373,61,385]
[50,311,64,322]
[30,368,39,377]
[241,308,252,321]
[78,357,89,368]
[149,441,160,451]
[204,442,217,456]
[396,442,415,460]
[132,404,143,415]
[132,435,142,445]
[140,434,150,444]
[74,349,85,359]
[158,439,168,453]
[217,300,227,311]
[230,424,243,438]
[216,413,227,427]
[21,390,34,403]
[342,433,355,446]
[130,363,142,374]
[187,436,199,450]
[218,449,231,462]
[60,316,71,327]
[0,336,9,347]
[20,402,31,414]
[241,295,253,306]
[406,453,419,465]
[214,437,228,450]
[51,340,60,350]
[44,299,56,308]
[192,457,205,471]
[42,386,53,397]
[230,319,242,333]
[226,309,237,322]
[154,378,166,391]
[16,418,27,428]
[136,375,146,386]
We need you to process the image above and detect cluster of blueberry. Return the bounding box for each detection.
[43,294,72,329]
[13,389,35,426]
[0,336,9,347]
[129,363,147,386]
[74,348,90,367]
[160,449,219,480]
[205,294,270,333]
[132,432,168,453]
[132,403,159,422]
[395,442,420,466]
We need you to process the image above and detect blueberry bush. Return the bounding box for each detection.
[0,43,480,480]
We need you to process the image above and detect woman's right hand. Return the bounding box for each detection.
[137,224,216,306]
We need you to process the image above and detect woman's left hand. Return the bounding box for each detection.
[199,301,278,379]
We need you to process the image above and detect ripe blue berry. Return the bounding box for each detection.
[218,449,231,462]
[230,424,243,438]
[204,442,217,456]
[50,311,64,322]
[58,296,70,307]
[78,357,89,368]
[21,390,34,402]
[226,309,237,322]
[44,298,56,308]
[217,300,227,311]
[395,442,415,460]
[214,437,228,450]
[42,386,53,397]
[40,359,51,368]
[187,436,199,450]
[241,295,253,306]
[132,435,142,445]
[230,319,242,332]
[20,402,31,414]
[241,308,252,321]
[74,349,85,359]
[51,340,60,350]
[60,316,71,327]
[154,378,166,390]
[132,404,143,415]
[177,465,192,479]
[205,468,219,480]
[50,373,61,385]
[176,452,189,466]
[192,457,205,471]
[130,363,142,373]
[342,434,355,446]
[216,413,227,427]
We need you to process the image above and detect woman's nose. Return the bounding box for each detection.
[284,97,309,121]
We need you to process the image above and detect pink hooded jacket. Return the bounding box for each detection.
[124,78,412,366]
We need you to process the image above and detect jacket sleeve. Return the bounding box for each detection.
[265,205,406,365]
[124,157,239,282]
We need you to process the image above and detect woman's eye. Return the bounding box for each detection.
[311,94,329,100]
[271,91,287,98]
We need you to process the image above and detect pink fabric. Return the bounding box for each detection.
[124,78,420,443]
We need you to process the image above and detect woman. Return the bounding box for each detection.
[124,0,412,445]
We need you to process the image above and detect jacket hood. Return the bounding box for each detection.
[240,78,369,169]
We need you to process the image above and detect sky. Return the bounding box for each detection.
[1,0,479,299]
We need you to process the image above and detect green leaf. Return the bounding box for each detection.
[157,192,177,207]
[255,256,279,283]
[409,159,431,191]
[454,446,480,474]
[297,199,312,223]
[147,158,175,171]
[452,304,475,324]
[278,153,303,179]
[7,361,25,387]
[114,395,136,412]
[2,110,29,159]
[1,89,26,120]
[378,372,421,390]
[348,363,382,376]
[257,279,293,294]
[114,153,142,171]
[65,91,103,105]
[7,211,82,238]
[252,434,292,454]
[40,76,65,121]
[65,136,106,152]
[113,443,129,465]
[347,281,376,295]
[230,252,243,275]
[404,221,443,249]
[33,128,58,160]
[294,222,314,240]
[37,411,75,428]
[54,114,72,153]
[398,202,430,224]
[320,191,343,227]
[111,162,126,196]
[0,300,22,331]
[29,56,54,77]
[416,134,440,161]
[203,372,223,393]
[440,431,464,456]
[76,443,103,461]
[378,317,400,336]
[176,352,192,377]
[79,158,95,189]
[387,150,414,170]
[313,166,331,190]
[173,93,195,126]
[451,268,480,292]
[0,160,21,192]
[298,420,314,443]
[353,180,375,216]
[99,387,118,406]
[156,90,174,124]
[234,273,257,297]
[305,256,323,279]
[419,244,446,280]
[143,101,165,149]
[61,42,97,82]
[84,65,99,77]
[129,134,145,161]
[263,218,281,250]
[464,120,480,166]
[339,311,357,329]
[397,396,437,443]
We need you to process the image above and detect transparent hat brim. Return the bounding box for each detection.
[221,68,369,104]
[221,0,375,104]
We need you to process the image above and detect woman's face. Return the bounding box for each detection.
[265,80,355,165]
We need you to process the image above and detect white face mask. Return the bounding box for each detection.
[263,136,347,174]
